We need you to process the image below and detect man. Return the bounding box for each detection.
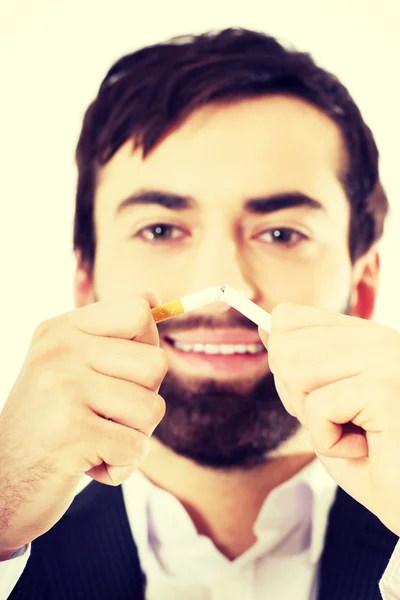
[0,27,398,599]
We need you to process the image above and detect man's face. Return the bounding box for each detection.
[79,95,377,468]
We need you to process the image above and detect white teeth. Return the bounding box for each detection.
[171,341,265,355]
[203,344,220,355]
[220,345,236,355]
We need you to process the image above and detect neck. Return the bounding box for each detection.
[140,437,315,559]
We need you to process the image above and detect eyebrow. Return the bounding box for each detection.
[244,193,325,215]
[116,190,195,214]
[115,190,325,216]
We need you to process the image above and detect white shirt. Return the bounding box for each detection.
[0,459,399,599]
[125,459,336,600]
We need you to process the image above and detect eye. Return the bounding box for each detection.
[256,227,309,247]
[135,223,186,243]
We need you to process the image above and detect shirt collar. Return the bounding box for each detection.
[123,458,337,568]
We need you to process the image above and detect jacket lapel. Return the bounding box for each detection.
[35,480,146,600]
[318,487,398,600]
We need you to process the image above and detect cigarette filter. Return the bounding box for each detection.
[151,286,223,323]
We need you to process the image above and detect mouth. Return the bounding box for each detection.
[163,329,268,377]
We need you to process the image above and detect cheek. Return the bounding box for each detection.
[92,240,189,302]
[254,248,353,312]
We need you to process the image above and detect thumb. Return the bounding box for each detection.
[258,327,269,349]
[86,463,136,486]
[140,291,162,309]
[106,464,137,486]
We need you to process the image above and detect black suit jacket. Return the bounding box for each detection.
[9,480,398,599]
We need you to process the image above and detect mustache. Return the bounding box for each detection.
[157,308,258,335]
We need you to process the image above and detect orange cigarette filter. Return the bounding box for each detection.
[151,299,185,323]
[151,287,223,324]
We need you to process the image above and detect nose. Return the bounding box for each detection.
[184,236,259,310]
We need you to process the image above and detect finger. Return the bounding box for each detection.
[303,376,370,458]
[86,417,151,471]
[88,374,166,436]
[268,325,387,394]
[83,335,168,391]
[66,299,160,345]
[271,303,370,334]
[306,374,399,434]
[309,420,368,459]
[140,292,162,309]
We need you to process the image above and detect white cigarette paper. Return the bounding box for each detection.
[180,286,224,311]
[221,285,271,332]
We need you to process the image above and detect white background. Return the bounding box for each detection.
[0,0,399,407]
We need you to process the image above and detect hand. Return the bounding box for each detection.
[260,304,400,535]
[0,299,167,558]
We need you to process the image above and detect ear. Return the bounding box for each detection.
[74,250,96,308]
[349,246,380,320]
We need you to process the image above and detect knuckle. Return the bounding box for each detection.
[152,347,169,378]
[31,363,65,394]
[30,340,66,368]
[143,348,168,389]
[125,428,150,462]
[147,393,166,425]
[31,320,74,361]
[27,339,72,387]
[32,318,58,344]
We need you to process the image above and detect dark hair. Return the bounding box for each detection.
[74,27,388,269]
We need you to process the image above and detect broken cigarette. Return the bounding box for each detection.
[151,284,271,332]
[221,285,271,332]
[151,286,223,323]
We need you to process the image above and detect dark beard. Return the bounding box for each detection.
[154,368,300,469]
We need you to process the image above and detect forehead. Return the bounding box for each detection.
[96,95,347,215]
